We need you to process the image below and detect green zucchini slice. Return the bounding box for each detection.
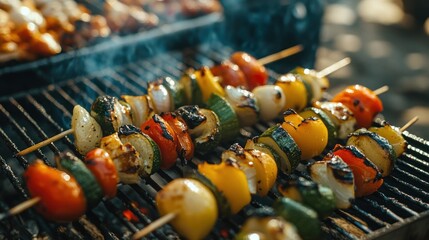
[273,197,321,240]
[56,152,103,207]
[277,177,335,218]
[118,125,161,177]
[206,93,240,143]
[180,69,204,106]
[256,124,301,173]
[161,76,186,110]
[347,129,396,177]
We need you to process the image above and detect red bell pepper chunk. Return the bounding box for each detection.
[331,85,383,128]
[332,144,384,197]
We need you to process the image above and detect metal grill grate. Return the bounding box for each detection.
[0,45,428,240]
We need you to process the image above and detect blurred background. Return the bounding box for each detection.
[316,0,429,140]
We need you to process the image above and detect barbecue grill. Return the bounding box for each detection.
[1,1,429,239]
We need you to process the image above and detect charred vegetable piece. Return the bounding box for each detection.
[222,144,278,196]
[148,79,172,113]
[179,69,204,106]
[369,121,407,157]
[184,169,232,218]
[277,177,335,218]
[56,152,103,208]
[236,207,301,240]
[198,159,251,214]
[275,73,310,112]
[72,105,103,155]
[207,93,240,142]
[291,67,328,103]
[332,144,383,197]
[273,197,321,240]
[347,129,396,177]
[161,112,194,162]
[230,52,268,91]
[160,76,186,110]
[299,107,337,148]
[176,106,221,155]
[24,160,86,222]
[313,101,356,140]
[194,66,225,102]
[100,132,142,184]
[224,85,259,127]
[141,114,178,169]
[282,109,328,160]
[332,85,383,128]
[91,95,133,136]
[309,155,355,209]
[210,61,248,89]
[156,178,218,240]
[256,124,301,173]
[252,85,286,122]
[118,125,161,177]
[121,95,154,127]
[84,148,118,198]
[245,139,283,173]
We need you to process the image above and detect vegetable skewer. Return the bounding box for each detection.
[131,115,418,239]
[1,114,418,240]
[15,45,303,157]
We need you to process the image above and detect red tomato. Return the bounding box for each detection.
[141,114,179,169]
[210,61,248,88]
[332,85,383,128]
[160,112,195,162]
[84,148,118,198]
[24,160,86,222]
[332,144,383,197]
[230,52,268,90]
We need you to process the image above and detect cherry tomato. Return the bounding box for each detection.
[332,85,383,128]
[230,52,268,90]
[24,160,86,222]
[160,112,194,162]
[332,144,383,197]
[210,61,248,88]
[84,148,118,198]
[141,114,179,169]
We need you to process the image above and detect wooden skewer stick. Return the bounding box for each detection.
[317,57,351,78]
[132,212,178,240]
[400,116,419,132]
[257,44,303,66]
[0,197,40,221]
[373,85,389,96]
[16,128,74,156]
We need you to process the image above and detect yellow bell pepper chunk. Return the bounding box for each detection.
[198,160,251,214]
[275,74,308,112]
[195,66,225,102]
[281,109,328,160]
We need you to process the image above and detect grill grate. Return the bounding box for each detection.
[0,44,429,240]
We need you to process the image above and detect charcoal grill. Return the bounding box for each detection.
[1,1,429,239]
[1,44,429,240]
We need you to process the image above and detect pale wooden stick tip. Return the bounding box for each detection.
[317,57,352,78]
[16,128,74,156]
[400,116,419,132]
[132,212,177,240]
[257,44,303,66]
[9,197,40,216]
[373,85,389,96]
